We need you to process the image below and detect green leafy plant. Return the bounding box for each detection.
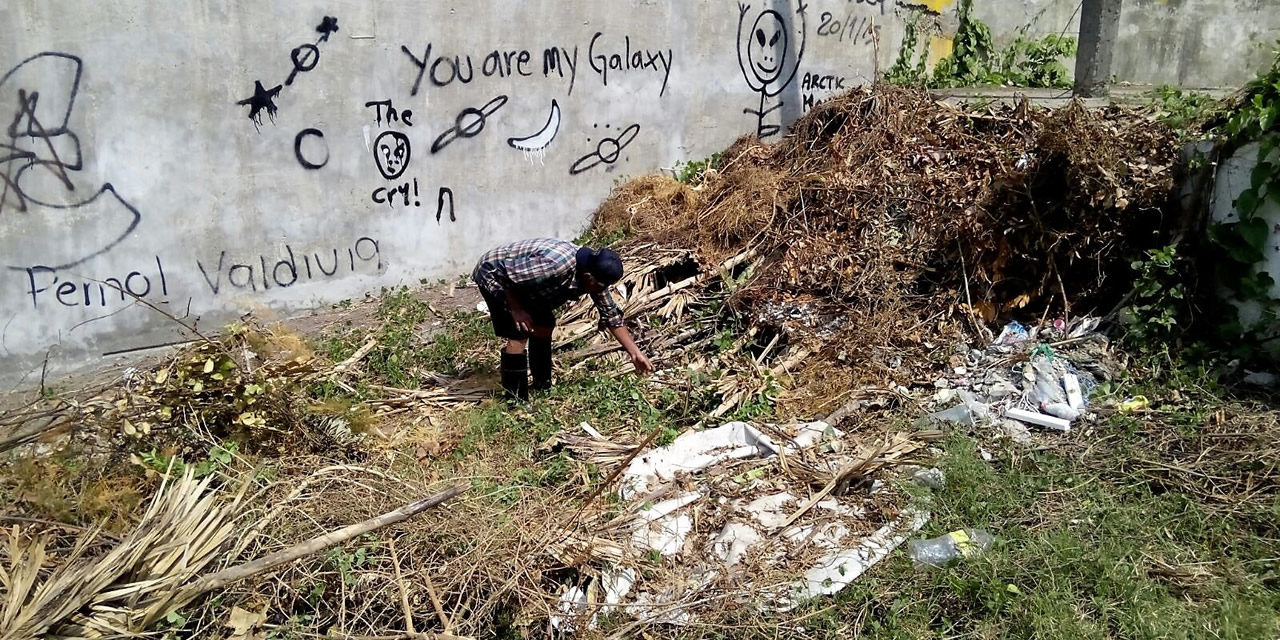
[886,0,1077,89]
[885,17,931,85]
[1145,85,1223,134]
[1122,244,1190,348]
[673,152,725,185]
[1205,44,1280,345]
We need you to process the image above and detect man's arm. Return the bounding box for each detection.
[592,291,653,374]
[609,324,653,374]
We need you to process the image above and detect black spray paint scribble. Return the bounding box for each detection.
[737,2,807,138]
[569,123,639,176]
[237,15,338,128]
[294,128,328,170]
[238,80,282,127]
[436,187,455,223]
[431,95,508,154]
[507,99,562,162]
[1,52,142,270]
[316,16,340,42]
[373,130,411,180]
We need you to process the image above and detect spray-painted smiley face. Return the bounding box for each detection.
[748,10,788,83]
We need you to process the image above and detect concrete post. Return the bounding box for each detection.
[1073,0,1122,98]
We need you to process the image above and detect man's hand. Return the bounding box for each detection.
[505,289,534,334]
[511,307,534,335]
[629,349,654,375]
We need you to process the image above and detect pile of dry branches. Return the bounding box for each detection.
[593,85,1180,381]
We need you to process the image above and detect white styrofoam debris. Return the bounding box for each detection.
[743,492,798,529]
[773,509,930,612]
[632,514,694,556]
[620,421,837,498]
[711,522,763,566]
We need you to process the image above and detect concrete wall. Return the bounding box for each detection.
[968,0,1280,89]
[1,0,1276,388]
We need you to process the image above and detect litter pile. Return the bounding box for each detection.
[552,420,941,631]
[923,317,1120,441]
[592,85,1179,383]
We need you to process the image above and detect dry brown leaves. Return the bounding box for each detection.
[591,85,1181,388]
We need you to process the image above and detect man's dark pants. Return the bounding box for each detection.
[480,287,556,399]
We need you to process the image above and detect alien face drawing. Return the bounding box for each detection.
[747,10,789,85]
[737,3,808,138]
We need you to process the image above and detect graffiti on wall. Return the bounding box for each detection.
[1,52,143,271]
[294,128,329,170]
[23,258,169,311]
[362,98,457,222]
[738,3,808,138]
[431,95,509,154]
[237,15,339,128]
[400,33,674,98]
[197,237,381,295]
[817,11,884,46]
[802,71,848,111]
[570,123,640,176]
[507,99,562,164]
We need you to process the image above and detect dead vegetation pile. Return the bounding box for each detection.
[594,85,1180,380]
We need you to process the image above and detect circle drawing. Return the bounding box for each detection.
[287,43,320,85]
[374,130,412,180]
[569,123,640,175]
[294,128,329,170]
[431,95,509,153]
[747,10,788,85]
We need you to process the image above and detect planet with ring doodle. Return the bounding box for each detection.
[570,123,640,175]
[431,95,508,152]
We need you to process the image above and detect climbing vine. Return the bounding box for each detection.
[1208,46,1280,341]
[886,0,1077,89]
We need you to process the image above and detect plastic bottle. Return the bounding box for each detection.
[908,529,994,568]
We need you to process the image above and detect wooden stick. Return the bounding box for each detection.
[387,538,416,635]
[333,338,379,374]
[776,443,888,532]
[421,569,452,633]
[187,484,467,594]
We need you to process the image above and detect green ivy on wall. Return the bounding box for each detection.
[1209,46,1280,340]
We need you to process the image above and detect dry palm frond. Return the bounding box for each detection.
[0,468,249,639]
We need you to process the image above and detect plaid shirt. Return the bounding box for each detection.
[472,238,625,330]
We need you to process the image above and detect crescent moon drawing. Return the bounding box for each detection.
[507,99,562,152]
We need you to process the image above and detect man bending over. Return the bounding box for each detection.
[472,238,654,400]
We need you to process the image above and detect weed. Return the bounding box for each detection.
[1119,244,1193,349]
[316,287,493,388]
[1144,85,1223,134]
[673,152,725,185]
[886,0,1077,89]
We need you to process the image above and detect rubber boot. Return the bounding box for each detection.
[529,337,553,392]
[500,350,529,401]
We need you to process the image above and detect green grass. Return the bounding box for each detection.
[773,421,1279,639]
[316,286,493,392]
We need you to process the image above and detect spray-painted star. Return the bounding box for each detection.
[237,80,282,128]
[316,16,339,42]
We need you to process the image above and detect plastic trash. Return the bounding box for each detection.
[908,529,994,568]
[1063,374,1084,409]
[928,390,991,426]
[993,322,1030,348]
[1041,402,1080,421]
[1006,407,1071,432]
[1026,354,1068,406]
[1118,395,1150,413]
[911,467,946,491]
